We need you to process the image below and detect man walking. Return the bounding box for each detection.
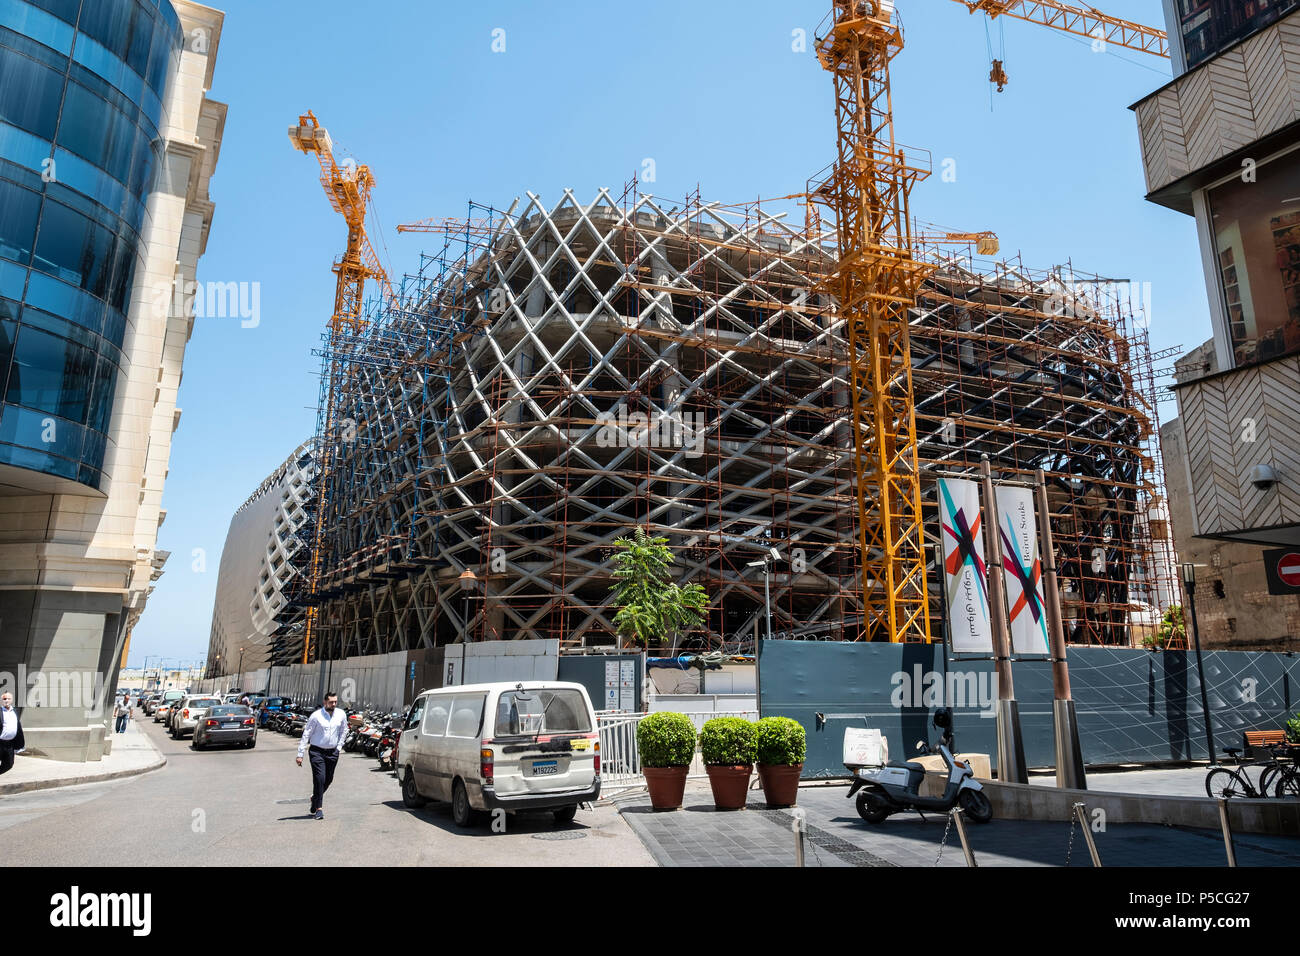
[1,692,25,776]
[113,694,130,733]
[296,691,346,820]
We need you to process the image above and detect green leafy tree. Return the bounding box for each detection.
[1156,604,1186,648]
[609,526,708,650]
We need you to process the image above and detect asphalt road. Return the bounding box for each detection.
[0,714,654,866]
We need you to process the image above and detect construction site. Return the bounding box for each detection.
[272,1,1183,665]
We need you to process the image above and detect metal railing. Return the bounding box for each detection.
[596,710,760,793]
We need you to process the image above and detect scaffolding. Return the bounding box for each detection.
[287,189,1171,659]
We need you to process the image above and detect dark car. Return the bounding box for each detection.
[192,705,257,750]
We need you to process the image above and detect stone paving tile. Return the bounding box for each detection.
[791,784,1300,868]
[616,781,1300,868]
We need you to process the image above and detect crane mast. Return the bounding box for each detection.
[289,111,388,665]
[813,0,933,643]
[811,0,1166,644]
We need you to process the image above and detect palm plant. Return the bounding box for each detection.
[608,526,708,650]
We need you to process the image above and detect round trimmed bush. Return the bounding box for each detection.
[755,716,806,766]
[636,712,696,768]
[699,717,757,767]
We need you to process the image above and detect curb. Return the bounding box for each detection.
[0,753,167,796]
[0,722,168,796]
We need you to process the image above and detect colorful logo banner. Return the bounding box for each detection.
[938,478,992,655]
[995,484,1050,656]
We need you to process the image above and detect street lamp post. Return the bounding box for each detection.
[747,547,781,643]
[1182,562,1216,765]
[459,569,479,641]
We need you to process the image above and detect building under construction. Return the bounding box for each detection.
[278,187,1175,662]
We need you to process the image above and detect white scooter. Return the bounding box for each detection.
[845,709,993,824]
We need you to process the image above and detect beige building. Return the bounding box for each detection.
[0,1,226,760]
[1138,2,1300,648]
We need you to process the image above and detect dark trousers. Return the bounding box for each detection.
[309,746,338,811]
[114,715,128,733]
[0,743,14,776]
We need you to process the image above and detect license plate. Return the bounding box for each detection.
[222,722,238,729]
[532,761,559,776]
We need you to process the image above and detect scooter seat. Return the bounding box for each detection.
[887,761,927,774]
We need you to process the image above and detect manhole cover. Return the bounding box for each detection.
[531,830,588,841]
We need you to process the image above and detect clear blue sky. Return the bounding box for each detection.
[129,0,1203,664]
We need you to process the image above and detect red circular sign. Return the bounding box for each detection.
[1279,553,1300,587]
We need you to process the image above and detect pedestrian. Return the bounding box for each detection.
[113,694,130,733]
[0,692,25,776]
[296,691,346,820]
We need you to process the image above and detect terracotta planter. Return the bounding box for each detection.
[756,763,803,808]
[705,764,753,810]
[643,765,689,810]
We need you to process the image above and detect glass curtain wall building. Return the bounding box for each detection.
[0,0,225,760]
[0,0,183,490]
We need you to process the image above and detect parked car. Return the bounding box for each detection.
[142,695,162,715]
[256,696,292,727]
[169,695,223,739]
[395,681,600,828]
[192,705,257,750]
[153,689,186,723]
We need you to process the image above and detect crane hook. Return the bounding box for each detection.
[989,58,1008,92]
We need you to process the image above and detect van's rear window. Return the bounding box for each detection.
[495,690,590,736]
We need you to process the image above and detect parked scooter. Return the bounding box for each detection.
[845,709,992,824]
[378,726,400,771]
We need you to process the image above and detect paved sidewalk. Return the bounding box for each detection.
[0,715,165,796]
[1029,766,1211,798]
[615,779,1300,867]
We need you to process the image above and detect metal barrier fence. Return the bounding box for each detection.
[596,710,760,793]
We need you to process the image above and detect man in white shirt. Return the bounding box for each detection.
[1,692,25,776]
[296,691,347,820]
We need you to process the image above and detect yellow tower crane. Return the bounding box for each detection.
[813,0,1166,642]
[289,111,389,665]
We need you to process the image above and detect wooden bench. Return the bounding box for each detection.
[1244,730,1288,758]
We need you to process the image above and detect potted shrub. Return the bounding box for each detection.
[636,712,696,810]
[755,716,806,808]
[699,717,756,810]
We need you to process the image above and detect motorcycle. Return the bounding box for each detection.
[378,727,400,771]
[362,713,400,758]
[845,708,993,825]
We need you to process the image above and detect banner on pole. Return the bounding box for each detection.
[995,484,1050,657]
[938,477,993,655]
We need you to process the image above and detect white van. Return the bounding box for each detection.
[396,681,600,827]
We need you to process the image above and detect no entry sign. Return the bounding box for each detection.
[1264,549,1300,595]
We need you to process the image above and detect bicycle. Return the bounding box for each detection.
[1258,743,1300,798]
[1204,747,1270,799]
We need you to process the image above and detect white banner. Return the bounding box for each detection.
[937,478,992,655]
[995,485,1050,656]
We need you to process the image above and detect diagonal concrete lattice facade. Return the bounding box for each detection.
[279,188,1169,662]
